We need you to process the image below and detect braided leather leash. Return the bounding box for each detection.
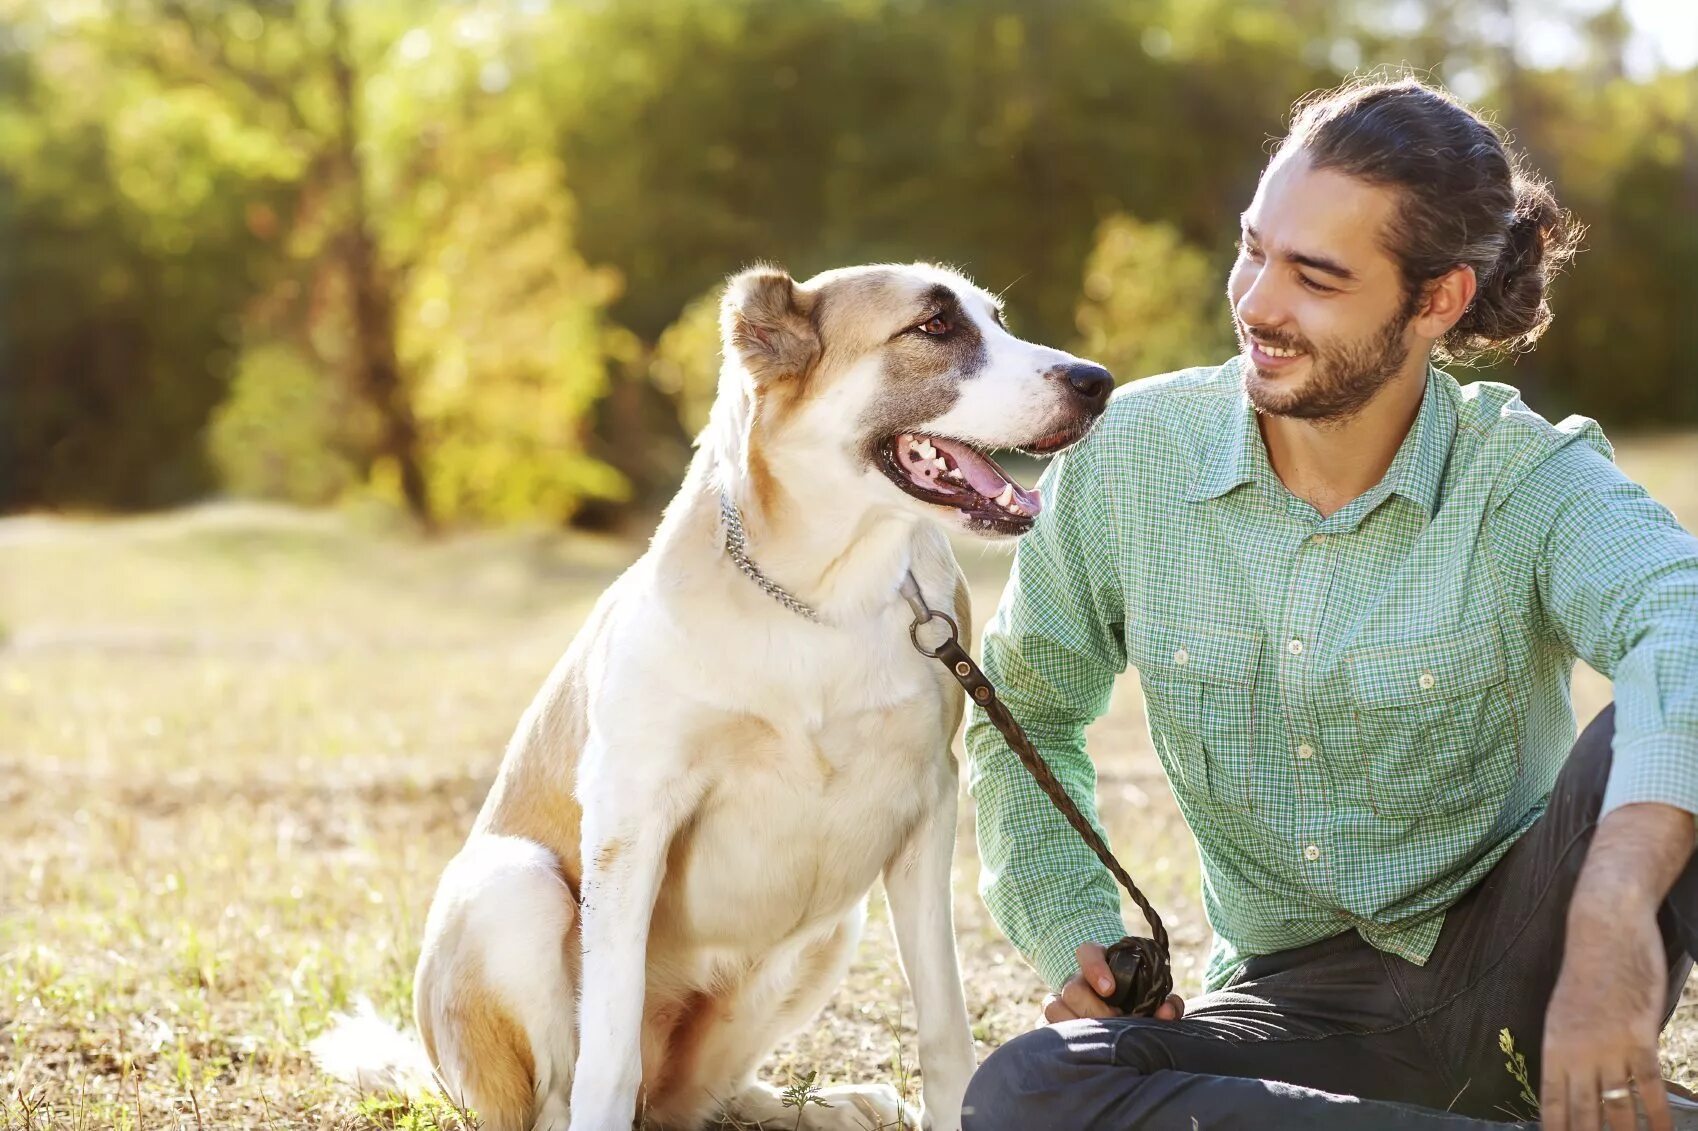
[899,574,1174,1017]
[714,496,1173,1014]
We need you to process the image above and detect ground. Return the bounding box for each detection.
[2,434,1696,1129]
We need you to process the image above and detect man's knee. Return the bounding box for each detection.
[962,1020,1159,1130]
[962,1028,1066,1131]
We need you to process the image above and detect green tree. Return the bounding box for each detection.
[1073,215,1236,382]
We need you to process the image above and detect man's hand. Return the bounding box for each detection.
[1041,942,1185,1024]
[1540,803,1693,1131]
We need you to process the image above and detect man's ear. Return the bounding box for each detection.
[1413,263,1477,339]
[720,265,820,385]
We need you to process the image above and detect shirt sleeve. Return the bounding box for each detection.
[1515,442,1698,820]
[965,432,1131,990]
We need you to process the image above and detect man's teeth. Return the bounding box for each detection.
[1258,341,1303,358]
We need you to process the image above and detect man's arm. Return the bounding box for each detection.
[965,432,1129,993]
[1526,442,1698,825]
[1503,442,1698,1131]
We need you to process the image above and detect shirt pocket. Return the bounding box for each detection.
[1133,625,1263,813]
[1346,625,1520,819]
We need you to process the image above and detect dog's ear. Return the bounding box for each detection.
[720,265,820,385]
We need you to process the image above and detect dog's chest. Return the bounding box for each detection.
[656,686,952,950]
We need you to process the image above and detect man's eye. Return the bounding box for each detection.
[1237,239,1263,262]
[917,314,953,336]
[1298,274,1337,294]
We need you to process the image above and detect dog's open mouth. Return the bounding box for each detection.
[878,432,1047,532]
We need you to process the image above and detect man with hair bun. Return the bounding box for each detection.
[964,77,1698,1130]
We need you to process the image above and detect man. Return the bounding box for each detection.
[962,78,1698,1130]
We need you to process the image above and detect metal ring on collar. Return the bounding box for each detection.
[908,610,960,658]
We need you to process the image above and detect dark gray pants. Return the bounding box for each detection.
[963,706,1698,1129]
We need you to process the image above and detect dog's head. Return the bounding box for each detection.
[715,262,1113,539]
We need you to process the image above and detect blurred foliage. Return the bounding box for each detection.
[208,342,365,505]
[1075,215,1238,384]
[648,287,726,439]
[1,0,1693,523]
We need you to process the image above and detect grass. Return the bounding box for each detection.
[3,433,1697,1128]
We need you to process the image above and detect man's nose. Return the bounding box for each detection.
[1233,267,1284,333]
[1058,363,1114,409]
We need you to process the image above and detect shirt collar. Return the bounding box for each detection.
[1186,362,1458,522]
[1185,358,1264,503]
[1379,366,1457,521]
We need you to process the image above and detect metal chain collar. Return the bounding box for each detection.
[719,493,822,623]
[716,492,1173,1014]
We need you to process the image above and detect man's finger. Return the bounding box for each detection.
[1155,994,1185,1021]
[1542,1057,1571,1131]
[1600,1075,1637,1131]
[1059,977,1120,1020]
[1076,943,1116,998]
[1635,1051,1674,1131]
[1041,993,1076,1025]
[1571,1072,1602,1131]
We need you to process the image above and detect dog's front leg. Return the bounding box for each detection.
[883,766,977,1131]
[566,747,700,1131]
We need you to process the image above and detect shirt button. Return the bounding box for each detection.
[1174,648,1189,666]
[1287,638,1304,656]
[1418,671,1436,690]
[1304,844,1321,862]
[1310,534,1328,545]
[1297,742,1315,759]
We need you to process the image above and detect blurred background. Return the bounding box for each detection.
[3,3,1698,1125]
[2,0,1694,531]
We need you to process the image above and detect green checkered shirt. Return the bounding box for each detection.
[966,358,1698,993]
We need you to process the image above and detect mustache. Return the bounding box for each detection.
[1235,318,1312,355]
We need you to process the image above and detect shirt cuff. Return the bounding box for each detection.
[1027,907,1131,992]
[1599,732,1698,821]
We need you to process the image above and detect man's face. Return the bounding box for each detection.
[1227,149,1419,422]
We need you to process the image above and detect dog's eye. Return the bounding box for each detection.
[917,314,953,337]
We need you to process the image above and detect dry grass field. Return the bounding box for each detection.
[3,434,1696,1129]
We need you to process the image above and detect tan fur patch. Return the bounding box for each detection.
[641,990,723,1112]
[594,837,629,872]
[746,443,783,522]
[722,267,820,386]
[690,712,784,773]
[475,607,607,893]
[419,950,537,1131]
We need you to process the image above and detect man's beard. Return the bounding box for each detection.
[1235,304,1414,424]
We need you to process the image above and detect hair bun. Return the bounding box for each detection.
[1445,171,1582,360]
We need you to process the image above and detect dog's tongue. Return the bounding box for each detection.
[927,437,1043,516]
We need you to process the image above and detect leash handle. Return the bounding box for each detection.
[903,579,1174,1017]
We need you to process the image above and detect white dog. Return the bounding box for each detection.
[314,262,1112,1131]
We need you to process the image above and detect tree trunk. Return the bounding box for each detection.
[328,0,432,530]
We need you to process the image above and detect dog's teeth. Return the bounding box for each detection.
[932,457,948,471]
[916,440,936,459]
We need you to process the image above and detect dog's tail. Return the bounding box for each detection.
[309,998,438,1099]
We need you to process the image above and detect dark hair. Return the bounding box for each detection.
[1276,76,1583,364]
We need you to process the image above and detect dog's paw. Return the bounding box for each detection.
[835,1084,917,1130]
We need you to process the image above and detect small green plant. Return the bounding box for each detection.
[780,1070,834,1130]
[357,1091,480,1131]
[1498,1027,1540,1121]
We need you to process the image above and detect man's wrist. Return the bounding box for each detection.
[1572,801,1696,921]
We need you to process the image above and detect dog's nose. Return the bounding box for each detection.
[1062,364,1114,408]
